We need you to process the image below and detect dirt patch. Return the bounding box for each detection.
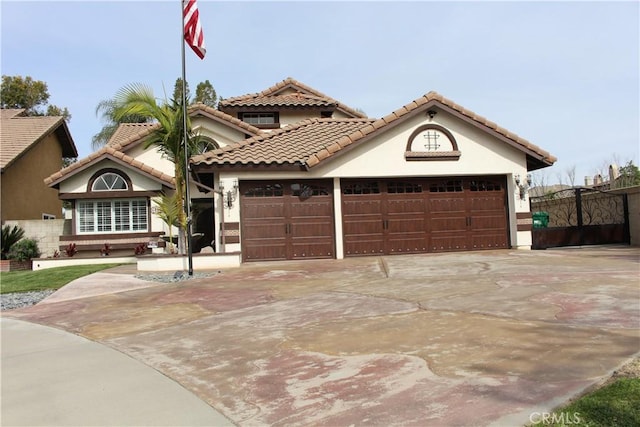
[604,356,640,385]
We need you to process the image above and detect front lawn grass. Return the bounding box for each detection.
[0,264,117,294]
[531,377,640,426]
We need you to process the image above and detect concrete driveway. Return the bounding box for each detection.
[4,246,640,426]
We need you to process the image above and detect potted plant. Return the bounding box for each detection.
[134,243,148,256]
[65,243,77,257]
[100,243,111,256]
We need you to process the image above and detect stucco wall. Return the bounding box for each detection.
[191,117,250,148]
[611,186,640,246]
[1,133,64,221]
[3,219,69,258]
[58,159,166,194]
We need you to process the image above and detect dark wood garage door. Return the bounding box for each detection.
[240,180,335,261]
[341,177,508,256]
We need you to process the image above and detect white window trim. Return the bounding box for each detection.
[77,198,148,234]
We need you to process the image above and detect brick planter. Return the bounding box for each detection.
[0,260,32,272]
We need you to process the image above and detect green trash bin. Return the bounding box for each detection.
[532,211,549,228]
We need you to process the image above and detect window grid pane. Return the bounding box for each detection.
[96,202,112,232]
[78,202,95,233]
[131,201,147,231]
[114,201,131,231]
[77,199,147,233]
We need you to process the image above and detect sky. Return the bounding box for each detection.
[1,0,638,185]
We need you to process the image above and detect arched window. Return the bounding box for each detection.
[197,136,219,154]
[91,172,128,191]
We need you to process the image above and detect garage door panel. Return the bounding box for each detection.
[243,223,286,239]
[289,200,333,217]
[387,235,427,253]
[386,197,424,214]
[430,215,466,231]
[244,242,287,261]
[344,238,385,255]
[470,233,508,250]
[472,214,507,230]
[291,240,334,259]
[430,198,465,212]
[291,220,334,238]
[342,199,382,215]
[240,180,334,261]
[469,195,504,211]
[343,216,383,229]
[431,234,469,251]
[342,177,509,257]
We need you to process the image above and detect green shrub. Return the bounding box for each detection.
[7,238,41,261]
[1,225,25,260]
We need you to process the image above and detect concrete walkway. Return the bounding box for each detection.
[1,318,234,426]
[3,246,639,426]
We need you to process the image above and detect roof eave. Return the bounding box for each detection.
[46,151,175,190]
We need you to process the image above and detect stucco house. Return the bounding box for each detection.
[1,109,77,223]
[45,78,556,261]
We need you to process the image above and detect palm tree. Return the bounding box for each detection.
[93,98,151,150]
[153,193,181,254]
[111,83,199,253]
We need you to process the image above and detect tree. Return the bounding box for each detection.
[92,99,151,149]
[153,193,181,254]
[93,78,218,150]
[1,75,71,121]
[172,78,190,105]
[1,225,25,260]
[616,161,640,188]
[110,83,201,254]
[195,80,217,107]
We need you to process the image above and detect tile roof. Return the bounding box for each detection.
[189,103,264,135]
[105,104,263,151]
[107,123,158,147]
[192,118,375,167]
[219,94,337,109]
[219,77,367,118]
[44,144,175,189]
[44,103,260,188]
[193,91,556,171]
[1,109,26,119]
[1,109,78,170]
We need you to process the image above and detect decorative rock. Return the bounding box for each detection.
[1,290,55,311]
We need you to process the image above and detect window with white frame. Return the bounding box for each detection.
[241,112,277,125]
[77,199,147,233]
[91,172,128,191]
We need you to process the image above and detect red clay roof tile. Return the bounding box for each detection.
[219,77,367,119]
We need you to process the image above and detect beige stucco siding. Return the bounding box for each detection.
[58,159,165,194]
[1,133,64,221]
[191,117,251,148]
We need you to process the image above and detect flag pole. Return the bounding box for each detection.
[181,0,194,276]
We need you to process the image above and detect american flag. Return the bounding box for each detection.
[183,0,206,59]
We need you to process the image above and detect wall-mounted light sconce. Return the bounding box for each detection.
[514,173,532,200]
[220,179,239,209]
[427,110,437,120]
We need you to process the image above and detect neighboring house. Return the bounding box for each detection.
[1,109,78,223]
[45,77,556,260]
